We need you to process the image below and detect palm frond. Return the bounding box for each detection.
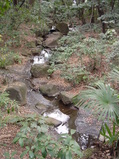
[109,69,119,83]
[73,82,119,121]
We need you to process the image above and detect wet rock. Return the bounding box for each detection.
[75,108,102,138]
[31,48,42,56]
[45,117,62,127]
[39,84,59,97]
[56,22,69,35]
[35,102,48,114]
[6,82,27,105]
[58,91,74,105]
[30,64,50,78]
[43,32,62,48]
[27,91,52,108]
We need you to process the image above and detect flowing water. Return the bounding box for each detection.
[29,28,101,150]
[33,49,51,65]
[42,98,95,150]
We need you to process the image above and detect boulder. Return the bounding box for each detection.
[31,48,42,56]
[6,82,27,105]
[30,64,50,78]
[75,108,102,138]
[45,117,62,127]
[58,91,74,105]
[35,102,48,114]
[39,84,59,97]
[43,32,62,48]
[56,22,69,35]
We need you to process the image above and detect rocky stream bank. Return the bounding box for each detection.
[0,23,108,157]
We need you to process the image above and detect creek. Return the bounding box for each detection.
[4,28,101,151]
[30,47,98,150]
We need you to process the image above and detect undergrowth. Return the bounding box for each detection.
[2,114,83,159]
[49,30,110,85]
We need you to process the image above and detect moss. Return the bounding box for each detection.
[82,148,94,159]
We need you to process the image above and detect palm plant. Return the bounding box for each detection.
[109,69,119,83]
[73,82,119,157]
[73,82,119,121]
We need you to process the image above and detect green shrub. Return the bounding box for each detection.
[9,115,83,159]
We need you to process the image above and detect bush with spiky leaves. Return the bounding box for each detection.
[73,82,119,157]
[73,82,119,121]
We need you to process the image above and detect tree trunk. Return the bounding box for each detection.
[90,5,95,23]
[81,9,86,24]
[13,0,18,6]
[110,0,116,11]
[97,2,106,33]
[77,0,86,25]
[19,0,25,8]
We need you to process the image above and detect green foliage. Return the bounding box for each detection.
[0,35,21,68]
[50,31,84,65]
[0,7,29,34]
[47,68,55,76]
[4,151,17,159]
[73,81,119,155]
[5,31,21,47]
[57,130,83,159]
[73,82,119,121]
[0,49,21,68]
[52,0,77,23]
[109,69,119,83]
[100,122,119,146]
[0,91,19,127]
[109,40,119,67]
[79,37,107,56]
[0,91,19,113]
[61,65,89,85]
[0,0,12,17]
[104,29,117,40]
[10,115,82,159]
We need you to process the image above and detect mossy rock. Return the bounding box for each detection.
[6,82,27,105]
[30,64,50,78]
[56,22,69,35]
[58,91,75,105]
[35,102,48,114]
[31,47,42,56]
[43,32,62,48]
[39,84,59,97]
[45,117,62,127]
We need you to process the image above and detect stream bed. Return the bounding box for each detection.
[28,41,102,150]
[27,89,99,150]
[4,28,102,150]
